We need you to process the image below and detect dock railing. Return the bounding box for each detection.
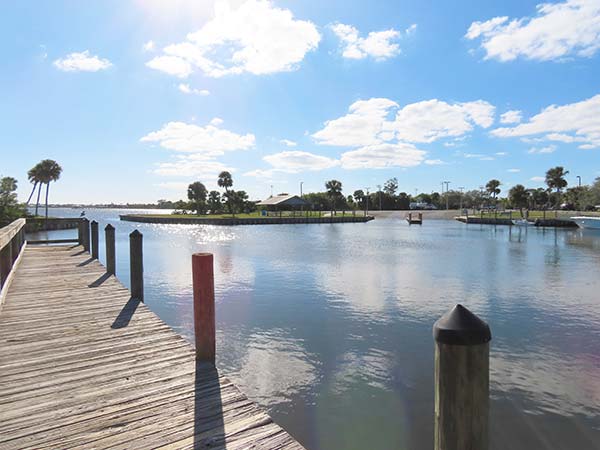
[0,218,26,299]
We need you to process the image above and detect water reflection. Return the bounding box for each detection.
[30,208,600,450]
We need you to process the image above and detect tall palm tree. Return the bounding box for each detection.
[36,160,62,219]
[26,164,42,206]
[217,171,234,215]
[325,179,343,213]
[545,166,569,208]
[485,179,501,204]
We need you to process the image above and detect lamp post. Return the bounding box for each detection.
[459,187,464,210]
[300,181,304,197]
[443,181,451,210]
[577,175,581,187]
[377,184,382,210]
[365,187,370,216]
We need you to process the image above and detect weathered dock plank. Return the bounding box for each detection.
[0,245,304,450]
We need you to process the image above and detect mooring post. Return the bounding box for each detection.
[129,230,143,301]
[433,304,491,450]
[419,212,423,222]
[82,218,90,252]
[78,219,84,245]
[105,224,116,275]
[91,220,99,260]
[192,253,216,364]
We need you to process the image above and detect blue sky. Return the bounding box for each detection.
[2,0,599,203]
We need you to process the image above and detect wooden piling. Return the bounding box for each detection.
[105,224,116,275]
[82,218,90,252]
[433,304,491,450]
[91,220,99,259]
[129,230,143,301]
[192,253,216,364]
[0,244,12,287]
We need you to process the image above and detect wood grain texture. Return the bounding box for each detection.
[0,245,304,450]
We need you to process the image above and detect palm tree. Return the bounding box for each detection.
[36,160,62,219]
[26,164,42,206]
[208,191,221,214]
[217,171,234,216]
[509,184,529,218]
[187,181,207,215]
[485,179,501,205]
[325,179,343,213]
[545,166,569,209]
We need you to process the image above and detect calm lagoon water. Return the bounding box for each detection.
[30,208,600,450]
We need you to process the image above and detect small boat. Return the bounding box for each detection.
[571,216,600,229]
[512,219,533,226]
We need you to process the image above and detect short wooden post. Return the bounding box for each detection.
[91,220,99,260]
[419,212,423,222]
[543,209,546,220]
[105,224,116,275]
[409,212,412,222]
[480,210,483,220]
[433,304,491,450]
[192,253,216,364]
[129,230,143,301]
[82,218,90,252]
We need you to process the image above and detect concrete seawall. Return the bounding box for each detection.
[455,216,578,227]
[120,214,375,226]
[25,217,80,232]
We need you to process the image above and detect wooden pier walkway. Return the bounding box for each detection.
[0,243,304,449]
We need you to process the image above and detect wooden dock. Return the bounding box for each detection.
[0,241,304,449]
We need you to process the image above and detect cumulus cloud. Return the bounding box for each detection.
[178,83,210,95]
[140,120,255,157]
[280,139,297,147]
[146,0,320,78]
[531,176,546,182]
[313,97,495,146]
[424,159,445,165]
[500,110,522,124]
[331,22,413,60]
[53,51,112,72]
[466,0,600,61]
[146,55,193,78]
[492,94,600,149]
[340,143,426,169]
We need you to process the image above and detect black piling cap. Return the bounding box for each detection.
[105,224,114,230]
[433,304,491,346]
[129,229,142,238]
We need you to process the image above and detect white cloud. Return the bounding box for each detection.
[178,83,210,95]
[153,158,230,178]
[500,110,522,124]
[53,51,112,72]
[340,143,426,169]
[331,23,411,60]
[280,139,297,147]
[531,176,546,182]
[507,168,521,173]
[263,151,339,173]
[424,159,445,165]
[461,152,495,161]
[140,120,255,157]
[492,94,600,149]
[528,145,557,154]
[313,97,495,147]
[146,55,192,78]
[466,0,600,62]
[495,151,508,156]
[143,40,156,52]
[146,0,320,78]
[210,117,224,126]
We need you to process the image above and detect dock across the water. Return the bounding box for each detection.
[0,219,304,449]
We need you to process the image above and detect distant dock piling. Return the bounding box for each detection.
[433,304,491,450]
[407,212,423,225]
[82,218,90,252]
[192,253,216,364]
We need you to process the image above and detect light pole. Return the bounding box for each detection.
[377,184,382,210]
[443,181,451,209]
[459,187,464,210]
[300,181,304,197]
[270,185,273,197]
[365,187,370,216]
[577,175,581,187]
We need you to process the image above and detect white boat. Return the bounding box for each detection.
[571,216,600,229]
[512,219,533,226]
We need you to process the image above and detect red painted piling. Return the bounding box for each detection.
[192,253,216,363]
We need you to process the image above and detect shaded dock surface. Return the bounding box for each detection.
[0,244,304,449]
